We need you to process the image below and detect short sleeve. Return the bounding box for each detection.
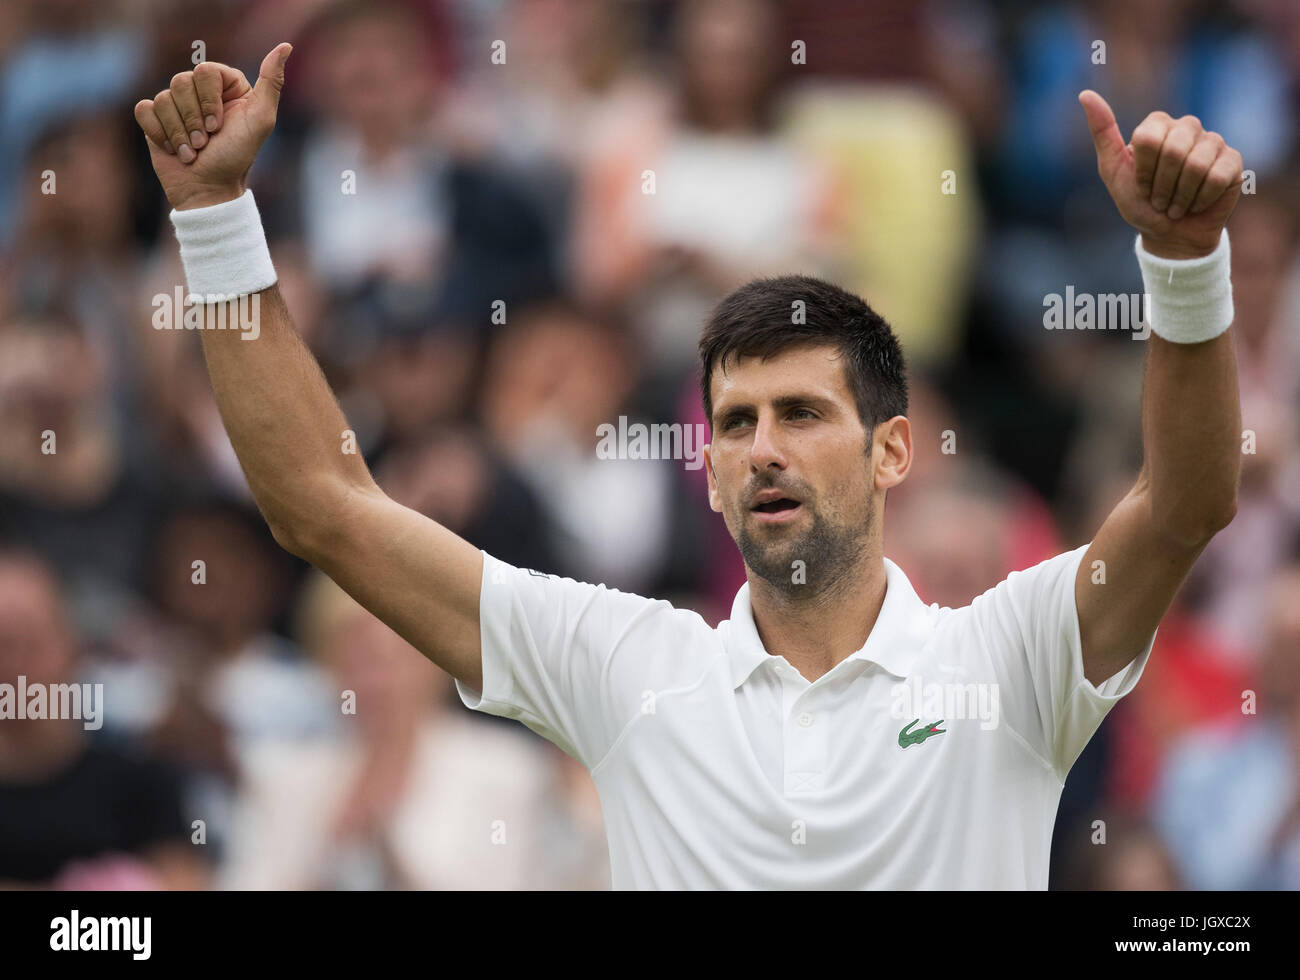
[968,543,1155,777]
[455,551,712,769]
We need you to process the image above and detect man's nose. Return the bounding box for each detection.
[749,414,787,471]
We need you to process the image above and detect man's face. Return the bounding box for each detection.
[0,562,73,686]
[1258,568,1300,713]
[704,344,910,595]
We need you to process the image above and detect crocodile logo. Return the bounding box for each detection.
[898,718,946,748]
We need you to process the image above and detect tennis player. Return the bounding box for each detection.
[134,44,1243,888]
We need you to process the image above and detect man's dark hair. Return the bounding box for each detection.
[698,274,909,433]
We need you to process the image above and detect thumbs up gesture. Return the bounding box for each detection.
[1078,89,1244,259]
[134,43,292,211]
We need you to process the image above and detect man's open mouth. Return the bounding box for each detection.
[749,491,804,522]
[751,498,801,514]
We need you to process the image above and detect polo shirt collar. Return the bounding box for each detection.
[724,557,932,689]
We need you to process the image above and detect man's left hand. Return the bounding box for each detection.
[1079,89,1244,259]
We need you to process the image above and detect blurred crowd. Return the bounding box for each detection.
[1,0,1299,890]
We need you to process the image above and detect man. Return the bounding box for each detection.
[0,552,206,889]
[132,44,1242,888]
[1154,556,1300,890]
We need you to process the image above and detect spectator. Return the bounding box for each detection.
[221,571,609,889]
[481,299,678,592]
[1153,556,1300,889]
[572,0,844,384]
[1058,810,1183,890]
[0,550,207,889]
[259,0,558,333]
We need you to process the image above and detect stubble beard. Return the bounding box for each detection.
[737,499,872,603]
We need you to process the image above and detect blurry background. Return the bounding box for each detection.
[1,0,1298,891]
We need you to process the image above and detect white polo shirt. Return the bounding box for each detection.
[456,542,1155,889]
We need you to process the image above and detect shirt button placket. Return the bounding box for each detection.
[785,685,826,795]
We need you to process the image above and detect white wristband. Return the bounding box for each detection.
[1134,229,1233,343]
[169,189,277,303]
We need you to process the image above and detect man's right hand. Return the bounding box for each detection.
[133,40,488,695]
[133,43,292,211]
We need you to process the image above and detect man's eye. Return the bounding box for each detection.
[789,408,816,420]
[722,416,750,430]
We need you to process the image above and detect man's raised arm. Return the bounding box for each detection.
[1072,90,1244,687]
[133,44,485,690]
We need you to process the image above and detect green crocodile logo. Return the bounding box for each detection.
[898,718,947,748]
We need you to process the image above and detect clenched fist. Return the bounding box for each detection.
[133,43,292,212]
[1079,89,1244,259]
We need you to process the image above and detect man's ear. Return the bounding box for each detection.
[704,443,722,513]
[874,416,912,492]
